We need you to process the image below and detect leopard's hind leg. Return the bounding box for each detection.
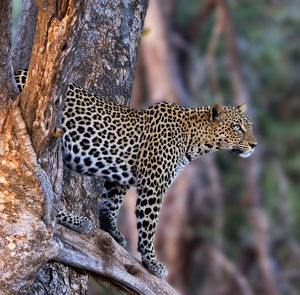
[57,209,93,234]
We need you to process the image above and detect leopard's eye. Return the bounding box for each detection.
[233,125,241,131]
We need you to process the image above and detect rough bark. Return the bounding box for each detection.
[70,0,147,105]
[0,1,66,293]
[12,0,38,71]
[19,0,86,161]
[31,262,89,295]
[11,2,91,293]
[0,0,75,292]
[0,0,19,117]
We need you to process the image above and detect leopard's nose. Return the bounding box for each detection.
[250,143,257,149]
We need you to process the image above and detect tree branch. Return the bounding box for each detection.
[54,225,179,295]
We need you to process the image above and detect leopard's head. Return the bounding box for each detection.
[210,104,257,158]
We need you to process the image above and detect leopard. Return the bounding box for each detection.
[15,70,257,278]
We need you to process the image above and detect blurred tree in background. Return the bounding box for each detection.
[11,0,300,294]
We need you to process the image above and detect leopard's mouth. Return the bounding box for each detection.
[231,147,243,155]
[231,147,254,158]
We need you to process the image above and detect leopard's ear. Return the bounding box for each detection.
[210,104,225,122]
[236,103,247,113]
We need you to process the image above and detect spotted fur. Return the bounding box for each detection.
[15,70,257,277]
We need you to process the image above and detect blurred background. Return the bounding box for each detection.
[12,0,300,294]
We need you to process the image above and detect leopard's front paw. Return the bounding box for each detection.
[142,257,168,278]
[106,225,127,247]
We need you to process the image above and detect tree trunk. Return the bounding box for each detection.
[1,0,178,294]
[0,0,85,292]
